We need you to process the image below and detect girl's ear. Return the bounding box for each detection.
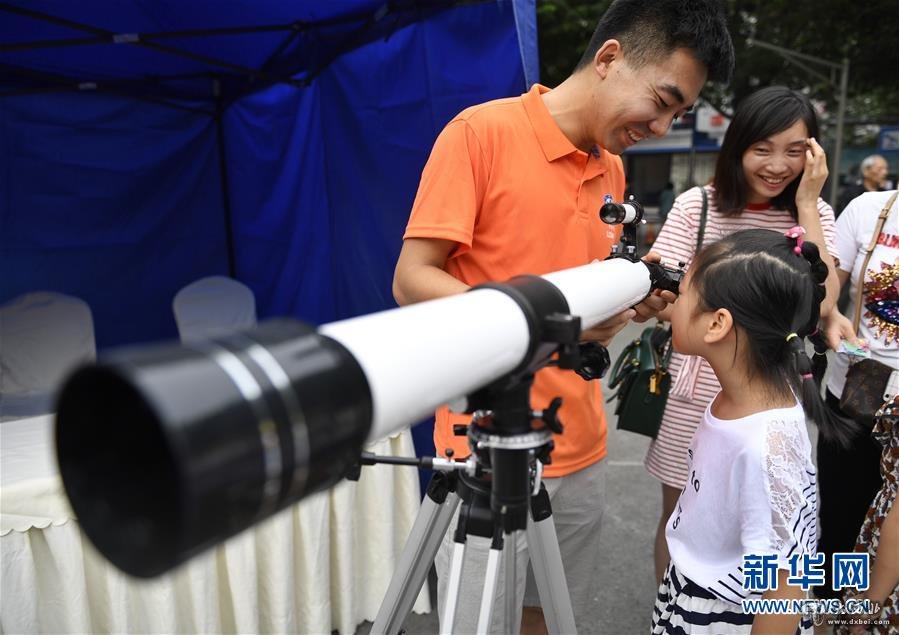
[704,308,734,344]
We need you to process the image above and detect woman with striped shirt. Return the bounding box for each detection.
[645,87,854,583]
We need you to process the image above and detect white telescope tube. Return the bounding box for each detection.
[321,257,653,440]
[541,258,652,329]
[53,253,662,578]
[320,289,530,440]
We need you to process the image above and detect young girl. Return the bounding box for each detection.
[645,86,852,581]
[650,228,850,634]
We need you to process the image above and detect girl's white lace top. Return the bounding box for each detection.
[665,398,817,605]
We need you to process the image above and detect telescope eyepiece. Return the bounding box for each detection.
[645,262,686,295]
[599,195,644,226]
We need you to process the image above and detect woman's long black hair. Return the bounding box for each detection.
[713,87,820,218]
[689,228,853,444]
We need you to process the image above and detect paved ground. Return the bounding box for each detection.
[354,319,666,634]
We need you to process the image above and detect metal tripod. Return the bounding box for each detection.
[367,292,590,635]
[371,464,576,635]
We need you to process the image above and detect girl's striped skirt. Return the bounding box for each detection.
[651,562,813,634]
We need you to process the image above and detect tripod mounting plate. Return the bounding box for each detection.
[469,427,552,451]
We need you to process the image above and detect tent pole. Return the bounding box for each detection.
[0,62,215,115]
[0,2,304,89]
[213,79,237,278]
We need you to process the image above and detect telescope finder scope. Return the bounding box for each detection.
[599,196,644,226]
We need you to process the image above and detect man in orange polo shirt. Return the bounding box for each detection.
[393,0,734,631]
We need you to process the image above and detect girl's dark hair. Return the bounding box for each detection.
[689,228,853,444]
[713,87,820,218]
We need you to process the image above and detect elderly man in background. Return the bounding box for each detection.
[836,153,889,217]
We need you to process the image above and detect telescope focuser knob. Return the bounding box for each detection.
[574,342,611,381]
[534,397,564,434]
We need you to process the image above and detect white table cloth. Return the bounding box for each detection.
[1,415,429,633]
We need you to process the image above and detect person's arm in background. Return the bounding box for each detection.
[866,502,899,612]
[796,138,840,319]
[819,269,856,349]
[849,502,899,634]
[820,193,862,349]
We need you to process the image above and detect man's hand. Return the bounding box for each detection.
[580,251,680,345]
[634,289,677,323]
[581,309,637,347]
[635,250,679,323]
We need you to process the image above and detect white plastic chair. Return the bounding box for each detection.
[172,276,257,343]
[0,291,96,420]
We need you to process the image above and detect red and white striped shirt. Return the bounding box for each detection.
[644,185,837,488]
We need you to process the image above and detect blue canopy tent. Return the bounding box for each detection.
[0,0,538,465]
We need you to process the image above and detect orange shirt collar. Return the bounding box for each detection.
[523,83,583,162]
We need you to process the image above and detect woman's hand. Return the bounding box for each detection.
[821,310,860,350]
[795,137,829,210]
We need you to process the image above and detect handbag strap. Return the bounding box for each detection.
[608,338,639,388]
[660,326,673,368]
[851,191,898,333]
[646,324,673,372]
[697,186,709,253]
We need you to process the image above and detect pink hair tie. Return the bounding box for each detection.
[801,373,813,380]
[784,226,806,255]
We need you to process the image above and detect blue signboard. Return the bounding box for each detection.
[878,126,899,153]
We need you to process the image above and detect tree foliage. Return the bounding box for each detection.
[537,0,899,131]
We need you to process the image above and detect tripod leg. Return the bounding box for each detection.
[441,476,499,635]
[372,473,460,635]
[502,530,522,634]
[441,538,467,635]
[526,487,576,635]
[475,532,504,634]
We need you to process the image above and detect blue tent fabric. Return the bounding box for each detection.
[1,0,535,468]
[2,0,534,341]
[221,2,530,327]
[0,92,227,345]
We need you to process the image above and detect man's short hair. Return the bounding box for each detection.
[574,0,734,84]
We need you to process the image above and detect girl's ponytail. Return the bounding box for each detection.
[787,235,859,446]
[786,332,855,446]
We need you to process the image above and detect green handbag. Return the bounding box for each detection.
[606,324,673,438]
